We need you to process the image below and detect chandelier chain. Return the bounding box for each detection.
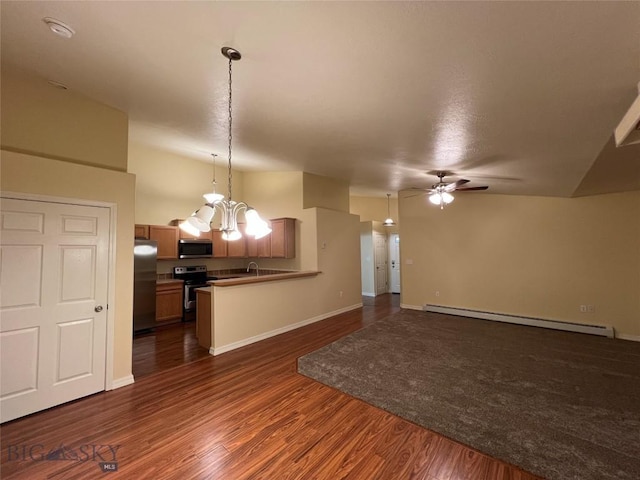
[211,153,217,185]
[227,56,233,201]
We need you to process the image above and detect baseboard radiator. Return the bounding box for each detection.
[423,304,615,338]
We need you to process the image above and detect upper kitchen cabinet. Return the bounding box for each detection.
[267,218,296,258]
[227,224,248,258]
[211,229,228,258]
[149,225,179,259]
[134,224,150,239]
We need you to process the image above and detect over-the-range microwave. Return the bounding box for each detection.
[178,239,213,259]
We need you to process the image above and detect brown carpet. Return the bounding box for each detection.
[297,309,640,480]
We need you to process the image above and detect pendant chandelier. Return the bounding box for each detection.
[383,193,396,227]
[180,47,271,241]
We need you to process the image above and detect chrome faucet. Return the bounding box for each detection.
[247,261,259,276]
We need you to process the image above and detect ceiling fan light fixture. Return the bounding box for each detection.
[429,193,442,206]
[441,192,454,204]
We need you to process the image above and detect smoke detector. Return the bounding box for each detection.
[614,81,640,147]
[43,18,75,39]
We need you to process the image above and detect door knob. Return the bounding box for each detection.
[95,305,103,312]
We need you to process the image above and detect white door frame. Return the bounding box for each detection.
[1,191,117,390]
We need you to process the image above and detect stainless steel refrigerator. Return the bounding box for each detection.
[133,239,157,333]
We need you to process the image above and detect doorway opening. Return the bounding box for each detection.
[389,233,401,294]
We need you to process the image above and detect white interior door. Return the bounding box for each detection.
[1,198,110,423]
[374,232,387,295]
[389,234,401,293]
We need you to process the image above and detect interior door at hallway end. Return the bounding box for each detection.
[389,233,400,293]
[0,197,110,423]
[374,232,388,295]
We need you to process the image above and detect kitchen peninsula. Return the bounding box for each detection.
[196,270,321,355]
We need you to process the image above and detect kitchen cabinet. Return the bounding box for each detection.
[212,224,247,258]
[246,234,258,258]
[156,281,183,323]
[211,229,228,258]
[257,235,271,258]
[227,224,247,258]
[269,218,296,258]
[134,224,150,239]
[196,288,212,349]
[198,218,296,258]
[149,225,179,259]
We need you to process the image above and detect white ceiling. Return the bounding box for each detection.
[2,1,639,197]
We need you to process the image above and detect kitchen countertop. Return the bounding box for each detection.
[207,270,320,287]
[156,278,184,285]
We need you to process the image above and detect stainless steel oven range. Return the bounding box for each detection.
[172,265,217,314]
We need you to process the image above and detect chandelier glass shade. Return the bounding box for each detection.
[180,47,271,241]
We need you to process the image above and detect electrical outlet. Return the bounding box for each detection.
[587,305,595,312]
[435,291,440,297]
[339,291,343,298]
[579,305,587,313]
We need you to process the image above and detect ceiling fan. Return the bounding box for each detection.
[410,171,489,209]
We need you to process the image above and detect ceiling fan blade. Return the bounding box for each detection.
[403,192,429,198]
[455,186,489,191]
[444,179,470,192]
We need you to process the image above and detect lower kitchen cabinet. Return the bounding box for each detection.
[196,288,212,349]
[156,281,183,323]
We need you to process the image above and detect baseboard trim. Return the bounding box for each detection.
[423,304,615,338]
[400,303,423,311]
[616,333,640,342]
[110,374,135,390]
[362,292,376,297]
[211,303,364,356]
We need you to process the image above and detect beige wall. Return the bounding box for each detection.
[315,207,363,308]
[1,151,136,382]
[212,207,362,351]
[1,69,128,172]
[0,67,134,383]
[399,191,640,338]
[350,195,399,233]
[360,222,375,296]
[303,173,350,212]
[128,142,244,226]
[243,171,303,219]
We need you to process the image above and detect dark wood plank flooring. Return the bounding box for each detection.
[0,294,541,479]
[133,321,210,378]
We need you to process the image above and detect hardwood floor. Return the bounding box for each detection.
[133,321,210,378]
[0,294,541,479]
